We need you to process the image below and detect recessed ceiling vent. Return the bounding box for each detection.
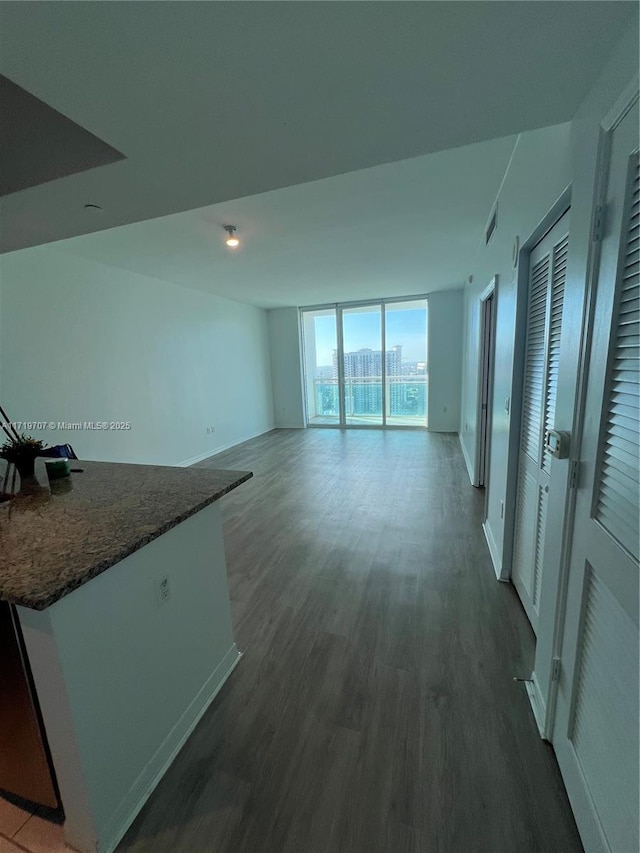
[485,205,498,246]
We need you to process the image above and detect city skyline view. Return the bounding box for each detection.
[313,306,428,366]
[301,299,429,428]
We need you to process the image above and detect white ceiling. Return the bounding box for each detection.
[0,1,634,255]
[50,131,521,308]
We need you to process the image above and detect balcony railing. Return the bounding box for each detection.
[311,376,427,425]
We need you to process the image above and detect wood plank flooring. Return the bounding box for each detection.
[118,429,583,853]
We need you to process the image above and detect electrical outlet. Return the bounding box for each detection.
[206,425,216,435]
[157,575,171,606]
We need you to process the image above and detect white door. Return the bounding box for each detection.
[552,101,639,853]
[512,210,570,632]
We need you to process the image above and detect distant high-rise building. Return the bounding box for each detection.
[332,345,402,379]
[332,346,403,414]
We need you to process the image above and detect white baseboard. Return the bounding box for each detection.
[273,423,305,429]
[98,644,242,853]
[178,426,275,467]
[525,672,547,740]
[482,519,507,581]
[458,433,477,486]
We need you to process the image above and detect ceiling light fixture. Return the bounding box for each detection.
[224,225,239,248]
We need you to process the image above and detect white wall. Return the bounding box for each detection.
[0,246,274,465]
[459,122,572,568]
[427,289,463,432]
[267,307,305,428]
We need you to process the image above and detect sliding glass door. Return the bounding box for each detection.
[302,297,428,428]
[342,304,383,426]
[301,308,339,425]
[384,299,428,426]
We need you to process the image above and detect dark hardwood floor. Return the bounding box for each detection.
[118,429,583,853]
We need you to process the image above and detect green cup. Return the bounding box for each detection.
[45,457,71,480]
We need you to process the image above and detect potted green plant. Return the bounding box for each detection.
[0,433,48,480]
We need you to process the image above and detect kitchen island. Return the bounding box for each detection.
[0,460,251,853]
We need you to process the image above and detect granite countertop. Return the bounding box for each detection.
[0,459,252,611]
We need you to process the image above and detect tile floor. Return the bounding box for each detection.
[0,798,75,853]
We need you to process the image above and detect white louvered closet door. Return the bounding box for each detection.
[512,210,570,633]
[553,101,639,853]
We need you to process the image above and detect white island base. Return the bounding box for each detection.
[17,503,240,853]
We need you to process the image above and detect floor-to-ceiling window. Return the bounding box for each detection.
[301,297,428,428]
[342,303,384,425]
[301,307,339,425]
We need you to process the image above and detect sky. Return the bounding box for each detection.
[312,306,428,365]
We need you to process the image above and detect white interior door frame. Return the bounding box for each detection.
[503,185,572,580]
[474,277,497,489]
